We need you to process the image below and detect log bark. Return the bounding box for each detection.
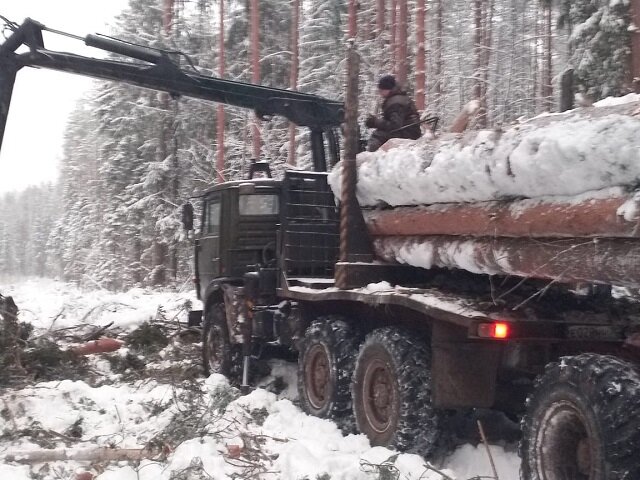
[373,235,640,288]
[364,192,640,238]
[373,236,640,288]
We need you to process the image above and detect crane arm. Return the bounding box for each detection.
[0,18,344,170]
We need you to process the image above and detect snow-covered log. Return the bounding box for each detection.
[328,97,640,207]
[365,188,640,238]
[373,236,640,288]
[329,96,640,286]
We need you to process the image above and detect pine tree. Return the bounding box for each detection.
[567,0,631,100]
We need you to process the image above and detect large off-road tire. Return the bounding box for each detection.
[202,302,242,381]
[298,317,359,425]
[351,327,440,454]
[521,354,640,480]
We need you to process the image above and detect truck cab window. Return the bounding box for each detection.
[239,194,279,216]
[205,200,221,235]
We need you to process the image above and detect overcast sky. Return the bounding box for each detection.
[0,0,129,194]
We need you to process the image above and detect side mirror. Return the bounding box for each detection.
[181,202,194,231]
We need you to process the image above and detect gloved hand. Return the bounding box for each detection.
[365,115,377,128]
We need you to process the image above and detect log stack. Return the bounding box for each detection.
[331,98,640,288]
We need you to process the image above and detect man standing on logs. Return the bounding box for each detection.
[365,75,422,151]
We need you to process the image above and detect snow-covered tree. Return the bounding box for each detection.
[563,0,631,100]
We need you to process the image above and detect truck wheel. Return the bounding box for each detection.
[521,354,640,480]
[202,302,242,380]
[298,317,358,424]
[351,327,439,454]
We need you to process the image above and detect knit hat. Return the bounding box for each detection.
[377,74,396,90]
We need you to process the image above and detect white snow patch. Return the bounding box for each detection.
[616,190,640,221]
[0,279,521,480]
[365,280,394,292]
[594,93,640,107]
[445,443,521,479]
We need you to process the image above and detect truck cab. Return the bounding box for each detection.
[195,178,282,302]
[192,169,341,310]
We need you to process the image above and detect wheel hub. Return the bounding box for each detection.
[305,344,332,410]
[207,325,225,373]
[536,400,595,479]
[363,359,396,433]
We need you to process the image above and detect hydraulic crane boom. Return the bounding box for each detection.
[0,18,344,171]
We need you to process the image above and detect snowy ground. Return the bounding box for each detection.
[0,278,521,480]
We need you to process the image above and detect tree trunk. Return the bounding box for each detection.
[532,5,540,113]
[250,0,261,159]
[163,0,173,33]
[473,0,488,127]
[288,0,300,166]
[216,0,226,182]
[396,0,408,86]
[540,1,553,110]
[435,0,443,112]
[390,0,397,75]
[348,0,357,37]
[630,0,640,91]
[152,0,174,286]
[415,0,426,111]
[376,0,385,36]
[481,0,494,126]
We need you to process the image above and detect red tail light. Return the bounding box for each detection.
[477,321,511,339]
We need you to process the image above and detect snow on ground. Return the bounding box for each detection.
[0,278,521,480]
[1,277,194,331]
[328,99,640,207]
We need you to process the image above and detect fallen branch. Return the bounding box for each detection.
[79,302,133,324]
[81,322,115,342]
[477,420,500,480]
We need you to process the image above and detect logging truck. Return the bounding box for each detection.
[2,18,640,480]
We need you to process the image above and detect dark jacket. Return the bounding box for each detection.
[373,88,421,140]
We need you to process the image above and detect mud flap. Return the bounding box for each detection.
[431,321,501,408]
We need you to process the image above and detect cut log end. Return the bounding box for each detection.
[72,337,124,356]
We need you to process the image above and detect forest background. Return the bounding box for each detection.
[1,0,639,290]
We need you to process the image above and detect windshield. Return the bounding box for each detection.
[239,194,279,216]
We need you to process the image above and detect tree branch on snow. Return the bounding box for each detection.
[3,446,164,464]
